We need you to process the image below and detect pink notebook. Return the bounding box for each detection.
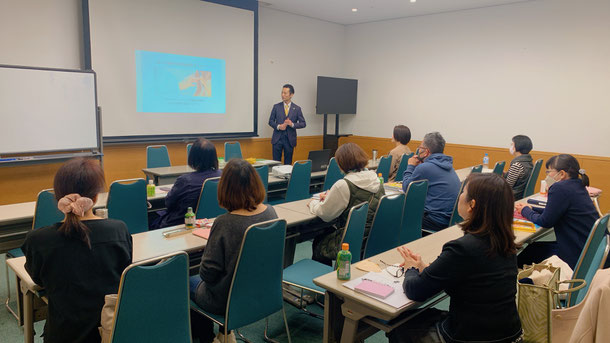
[354,279,394,299]
[192,228,211,239]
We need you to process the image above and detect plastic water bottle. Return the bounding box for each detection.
[378,173,384,185]
[540,180,548,195]
[146,180,156,197]
[185,207,196,229]
[337,243,352,280]
[483,153,489,169]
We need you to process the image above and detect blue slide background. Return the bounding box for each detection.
[136,50,226,113]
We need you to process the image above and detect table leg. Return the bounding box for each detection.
[21,281,34,343]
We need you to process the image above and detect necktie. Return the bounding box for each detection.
[284,104,289,116]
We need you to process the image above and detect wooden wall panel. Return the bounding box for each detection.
[340,136,610,213]
[0,136,323,205]
[1,135,607,214]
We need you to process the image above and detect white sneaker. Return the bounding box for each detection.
[213,331,237,343]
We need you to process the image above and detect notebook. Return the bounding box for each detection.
[354,279,394,299]
[192,228,211,239]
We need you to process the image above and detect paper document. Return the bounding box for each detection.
[343,272,413,309]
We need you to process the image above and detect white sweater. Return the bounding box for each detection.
[308,170,381,222]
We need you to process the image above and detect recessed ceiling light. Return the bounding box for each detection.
[352,8,358,12]
[410,0,416,3]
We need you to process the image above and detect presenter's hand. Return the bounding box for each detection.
[278,123,287,130]
[284,118,293,126]
[408,155,421,166]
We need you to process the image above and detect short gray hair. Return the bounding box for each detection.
[422,132,445,154]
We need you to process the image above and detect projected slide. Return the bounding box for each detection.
[136,50,226,113]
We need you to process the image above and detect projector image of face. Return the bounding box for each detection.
[179,70,212,97]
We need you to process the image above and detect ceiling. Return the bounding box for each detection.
[259,0,533,25]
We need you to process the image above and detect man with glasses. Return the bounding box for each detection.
[402,132,461,232]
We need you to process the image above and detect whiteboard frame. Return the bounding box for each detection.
[0,64,102,162]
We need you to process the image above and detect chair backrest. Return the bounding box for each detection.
[471,164,483,173]
[492,161,506,175]
[364,193,406,259]
[568,214,610,307]
[322,157,344,191]
[225,219,286,330]
[523,159,543,198]
[186,143,193,160]
[146,145,171,169]
[376,155,392,182]
[107,179,149,234]
[285,160,312,202]
[448,180,467,227]
[255,165,269,203]
[195,177,227,219]
[111,252,191,343]
[400,180,429,245]
[224,141,243,161]
[339,202,369,264]
[32,189,64,230]
[395,153,414,182]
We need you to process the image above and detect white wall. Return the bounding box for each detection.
[0,2,346,141]
[342,0,610,157]
[258,7,346,138]
[0,0,82,69]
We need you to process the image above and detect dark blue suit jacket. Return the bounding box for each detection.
[268,102,306,147]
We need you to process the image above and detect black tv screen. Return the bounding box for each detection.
[316,76,358,114]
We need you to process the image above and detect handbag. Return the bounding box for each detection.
[99,294,118,343]
[517,263,586,343]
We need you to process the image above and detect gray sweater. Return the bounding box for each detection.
[194,205,278,314]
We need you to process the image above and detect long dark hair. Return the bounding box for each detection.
[54,158,106,248]
[460,173,519,257]
[546,154,590,187]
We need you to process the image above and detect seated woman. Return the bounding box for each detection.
[152,138,221,229]
[505,135,534,200]
[190,159,277,343]
[388,125,412,182]
[309,143,385,265]
[516,154,599,269]
[22,158,132,343]
[390,173,522,343]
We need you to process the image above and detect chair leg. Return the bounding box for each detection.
[263,317,279,343]
[282,306,292,343]
[235,330,252,343]
[4,255,18,320]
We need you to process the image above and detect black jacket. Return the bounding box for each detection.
[403,233,522,343]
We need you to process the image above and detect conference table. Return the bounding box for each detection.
[141,158,282,185]
[0,188,170,254]
[312,193,549,343]
[7,198,320,343]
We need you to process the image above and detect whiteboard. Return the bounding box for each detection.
[0,66,99,155]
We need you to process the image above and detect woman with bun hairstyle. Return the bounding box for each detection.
[516,154,599,269]
[22,158,132,343]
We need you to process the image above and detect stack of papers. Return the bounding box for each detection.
[343,272,413,308]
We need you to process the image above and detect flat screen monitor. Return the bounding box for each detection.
[316,76,358,114]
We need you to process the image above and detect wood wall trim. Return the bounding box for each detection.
[1,134,607,214]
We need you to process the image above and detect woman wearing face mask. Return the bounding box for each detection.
[389,173,522,343]
[515,154,599,269]
[505,135,533,200]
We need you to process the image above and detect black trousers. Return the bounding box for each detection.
[272,134,294,165]
[422,212,449,233]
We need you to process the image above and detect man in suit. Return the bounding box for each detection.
[268,84,306,165]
